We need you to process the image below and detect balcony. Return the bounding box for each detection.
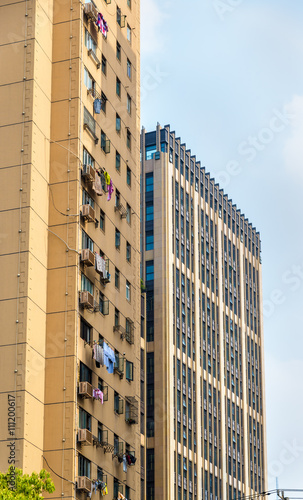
[113,324,126,336]
[93,429,114,453]
[114,202,127,218]
[83,107,98,143]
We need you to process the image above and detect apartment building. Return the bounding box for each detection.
[141,124,267,500]
[0,0,142,498]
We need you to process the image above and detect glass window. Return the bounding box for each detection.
[145,145,157,160]
[126,280,131,301]
[82,230,93,251]
[145,173,154,192]
[127,24,131,42]
[101,92,106,113]
[78,454,91,478]
[116,151,121,172]
[79,407,91,431]
[127,0,131,8]
[82,190,94,208]
[126,203,131,224]
[101,54,106,75]
[100,210,105,231]
[146,201,154,221]
[83,148,94,168]
[84,67,94,92]
[116,41,121,61]
[116,113,121,133]
[146,261,154,281]
[126,166,131,186]
[126,241,131,262]
[127,93,131,114]
[116,77,121,97]
[80,318,91,343]
[126,360,133,381]
[146,230,154,251]
[127,58,131,79]
[115,267,120,289]
[126,129,131,149]
[115,228,120,249]
[81,274,93,294]
[85,29,96,54]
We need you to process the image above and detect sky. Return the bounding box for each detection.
[141,0,303,491]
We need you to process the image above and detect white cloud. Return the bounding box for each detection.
[140,0,169,55]
[283,95,303,180]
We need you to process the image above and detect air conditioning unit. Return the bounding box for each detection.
[81,204,95,222]
[78,428,93,445]
[79,381,93,398]
[81,249,95,267]
[80,290,94,309]
[82,164,96,182]
[84,2,98,22]
[77,476,92,493]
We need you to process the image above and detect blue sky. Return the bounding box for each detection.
[141,0,303,489]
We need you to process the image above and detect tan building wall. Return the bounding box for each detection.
[0,0,142,499]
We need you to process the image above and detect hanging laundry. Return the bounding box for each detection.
[126,454,131,466]
[95,253,106,276]
[96,13,109,38]
[93,172,102,195]
[118,492,125,500]
[93,343,104,366]
[107,179,114,201]
[104,171,110,186]
[123,455,127,473]
[103,342,115,374]
[101,482,108,496]
[93,388,103,403]
[94,98,102,114]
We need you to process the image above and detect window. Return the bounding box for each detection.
[79,408,91,431]
[115,308,119,326]
[127,24,131,43]
[80,362,92,383]
[127,0,131,8]
[126,360,133,381]
[85,29,96,54]
[100,209,105,231]
[101,92,106,113]
[146,261,154,281]
[80,318,91,343]
[116,150,121,172]
[116,6,122,25]
[82,190,94,208]
[116,77,121,97]
[115,189,120,208]
[127,93,131,114]
[115,267,120,289]
[145,145,157,160]
[127,58,131,79]
[126,203,131,224]
[146,230,154,251]
[99,292,109,315]
[126,129,131,149]
[126,166,131,186]
[83,148,94,168]
[81,273,93,294]
[146,173,154,192]
[116,41,121,61]
[101,54,107,75]
[78,454,91,478]
[146,201,154,221]
[116,113,121,133]
[126,280,131,301]
[82,230,93,251]
[84,67,95,93]
[101,130,106,151]
[115,228,120,249]
[126,241,131,262]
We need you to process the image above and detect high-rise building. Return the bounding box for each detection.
[141,124,267,500]
[0,0,142,499]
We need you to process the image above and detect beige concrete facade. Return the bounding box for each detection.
[141,124,267,500]
[0,0,142,499]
